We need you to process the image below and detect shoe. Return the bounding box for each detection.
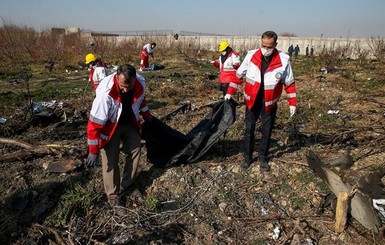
[258,158,271,172]
[241,159,252,169]
[108,195,122,207]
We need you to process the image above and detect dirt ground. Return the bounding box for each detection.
[0,50,385,244]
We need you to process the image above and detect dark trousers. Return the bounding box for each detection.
[220,83,229,96]
[244,101,277,163]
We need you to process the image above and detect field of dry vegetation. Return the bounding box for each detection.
[0,24,385,244]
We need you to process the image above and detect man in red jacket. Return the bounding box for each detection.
[225,31,297,171]
[86,64,152,207]
[140,42,156,71]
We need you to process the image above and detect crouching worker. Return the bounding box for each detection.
[85,53,108,90]
[86,64,152,207]
[140,42,156,71]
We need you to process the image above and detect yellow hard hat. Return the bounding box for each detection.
[85,53,96,65]
[218,41,230,52]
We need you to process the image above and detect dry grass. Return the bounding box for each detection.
[0,42,385,244]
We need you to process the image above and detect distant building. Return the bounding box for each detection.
[65,27,80,35]
[51,27,80,36]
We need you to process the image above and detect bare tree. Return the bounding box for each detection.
[0,20,37,70]
[91,34,117,62]
[61,32,88,69]
[36,30,66,72]
[353,40,370,66]
[337,40,352,59]
[367,36,385,64]
[319,40,353,68]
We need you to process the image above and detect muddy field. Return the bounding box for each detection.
[0,49,385,244]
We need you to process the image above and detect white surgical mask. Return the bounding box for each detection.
[261,47,274,57]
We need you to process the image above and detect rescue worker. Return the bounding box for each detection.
[140,42,156,71]
[86,64,152,207]
[85,53,108,90]
[310,46,315,56]
[294,45,300,58]
[225,31,297,171]
[211,41,242,96]
[287,44,294,57]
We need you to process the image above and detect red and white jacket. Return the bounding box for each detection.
[142,43,155,56]
[89,65,108,90]
[87,73,151,154]
[228,49,297,112]
[212,51,242,84]
[140,44,155,69]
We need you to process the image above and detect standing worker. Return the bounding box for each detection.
[140,42,156,71]
[287,44,294,57]
[85,53,108,90]
[86,64,152,207]
[294,45,300,58]
[310,46,315,56]
[224,31,297,171]
[211,41,242,97]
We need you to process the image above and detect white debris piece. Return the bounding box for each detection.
[373,198,385,222]
[327,110,339,115]
[272,226,281,240]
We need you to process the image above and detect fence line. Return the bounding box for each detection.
[81,30,377,59]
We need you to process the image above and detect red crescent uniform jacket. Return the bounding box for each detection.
[87,73,151,154]
[227,49,297,112]
[88,65,108,90]
[212,51,243,84]
[140,44,155,69]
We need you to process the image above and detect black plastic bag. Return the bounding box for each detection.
[142,100,237,168]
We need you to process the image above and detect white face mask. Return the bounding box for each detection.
[261,47,274,57]
[221,51,227,55]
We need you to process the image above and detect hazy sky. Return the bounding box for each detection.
[0,0,384,38]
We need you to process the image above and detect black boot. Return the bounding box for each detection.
[258,156,270,172]
[241,158,253,169]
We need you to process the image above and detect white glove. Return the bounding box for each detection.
[224,94,232,100]
[289,106,296,117]
[210,60,215,64]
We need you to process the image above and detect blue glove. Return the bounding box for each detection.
[86,153,98,168]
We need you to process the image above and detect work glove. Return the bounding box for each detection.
[86,153,98,168]
[224,94,232,100]
[145,115,152,122]
[289,106,296,117]
[143,114,152,122]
